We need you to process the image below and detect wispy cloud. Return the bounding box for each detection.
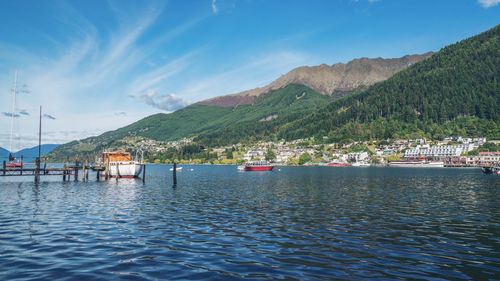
[126,50,200,99]
[0,1,209,148]
[477,0,500,8]
[211,0,218,14]
[140,92,189,111]
[351,0,381,3]
[2,112,20,118]
[211,0,236,15]
[180,51,312,101]
[43,114,56,120]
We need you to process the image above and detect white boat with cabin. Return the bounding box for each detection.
[101,150,143,178]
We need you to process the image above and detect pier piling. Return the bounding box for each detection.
[142,164,146,183]
[173,162,177,186]
[74,160,79,182]
[34,157,40,184]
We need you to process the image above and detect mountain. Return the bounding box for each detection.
[0,147,9,161]
[0,144,59,162]
[15,144,60,162]
[278,24,500,142]
[48,24,499,161]
[199,53,432,107]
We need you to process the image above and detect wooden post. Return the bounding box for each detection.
[83,161,87,181]
[105,158,110,180]
[63,165,67,181]
[96,169,100,181]
[173,162,177,186]
[21,156,24,168]
[2,161,5,175]
[142,164,146,183]
[74,159,79,182]
[34,157,40,184]
[43,159,47,175]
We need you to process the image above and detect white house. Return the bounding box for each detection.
[348,152,369,162]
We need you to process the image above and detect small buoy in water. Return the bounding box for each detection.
[278,169,281,171]
[190,168,194,171]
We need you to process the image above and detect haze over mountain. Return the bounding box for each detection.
[199,53,432,107]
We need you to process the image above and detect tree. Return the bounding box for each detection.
[226,149,233,159]
[298,152,312,165]
[265,148,276,161]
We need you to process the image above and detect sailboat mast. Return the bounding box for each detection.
[8,70,18,153]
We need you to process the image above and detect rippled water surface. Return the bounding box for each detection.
[0,165,499,280]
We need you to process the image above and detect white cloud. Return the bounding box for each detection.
[211,0,236,15]
[139,92,189,111]
[211,0,218,14]
[477,0,500,7]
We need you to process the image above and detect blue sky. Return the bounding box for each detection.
[0,0,498,149]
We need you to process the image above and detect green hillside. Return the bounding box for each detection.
[195,84,331,146]
[48,84,330,160]
[278,24,500,142]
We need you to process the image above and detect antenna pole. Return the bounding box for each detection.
[38,106,42,159]
[35,106,42,184]
[8,70,18,153]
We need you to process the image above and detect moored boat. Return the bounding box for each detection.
[5,153,23,168]
[5,162,23,168]
[389,160,445,168]
[243,161,273,171]
[351,162,370,167]
[482,166,500,175]
[101,150,143,178]
[326,161,350,167]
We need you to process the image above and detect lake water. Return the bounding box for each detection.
[0,165,499,280]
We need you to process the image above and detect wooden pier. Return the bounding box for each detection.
[0,160,145,182]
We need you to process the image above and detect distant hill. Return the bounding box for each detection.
[198,53,432,107]
[0,144,59,162]
[0,147,9,161]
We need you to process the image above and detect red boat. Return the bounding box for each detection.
[244,161,273,171]
[5,153,23,168]
[5,162,23,168]
[326,161,350,167]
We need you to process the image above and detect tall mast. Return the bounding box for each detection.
[38,106,42,161]
[8,70,18,153]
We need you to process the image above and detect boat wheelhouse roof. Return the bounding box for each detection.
[246,161,272,166]
[102,150,132,162]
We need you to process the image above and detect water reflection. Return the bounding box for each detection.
[0,165,499,280]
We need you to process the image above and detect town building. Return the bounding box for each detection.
[348,152,369,162]
[404,146,463,159]
[478,152,500,166]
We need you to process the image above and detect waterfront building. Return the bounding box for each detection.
[243,150,265,161]
[276,150,296,163]
[478,151,500,166]
[404,146,464,159]
[348,152,369,162]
